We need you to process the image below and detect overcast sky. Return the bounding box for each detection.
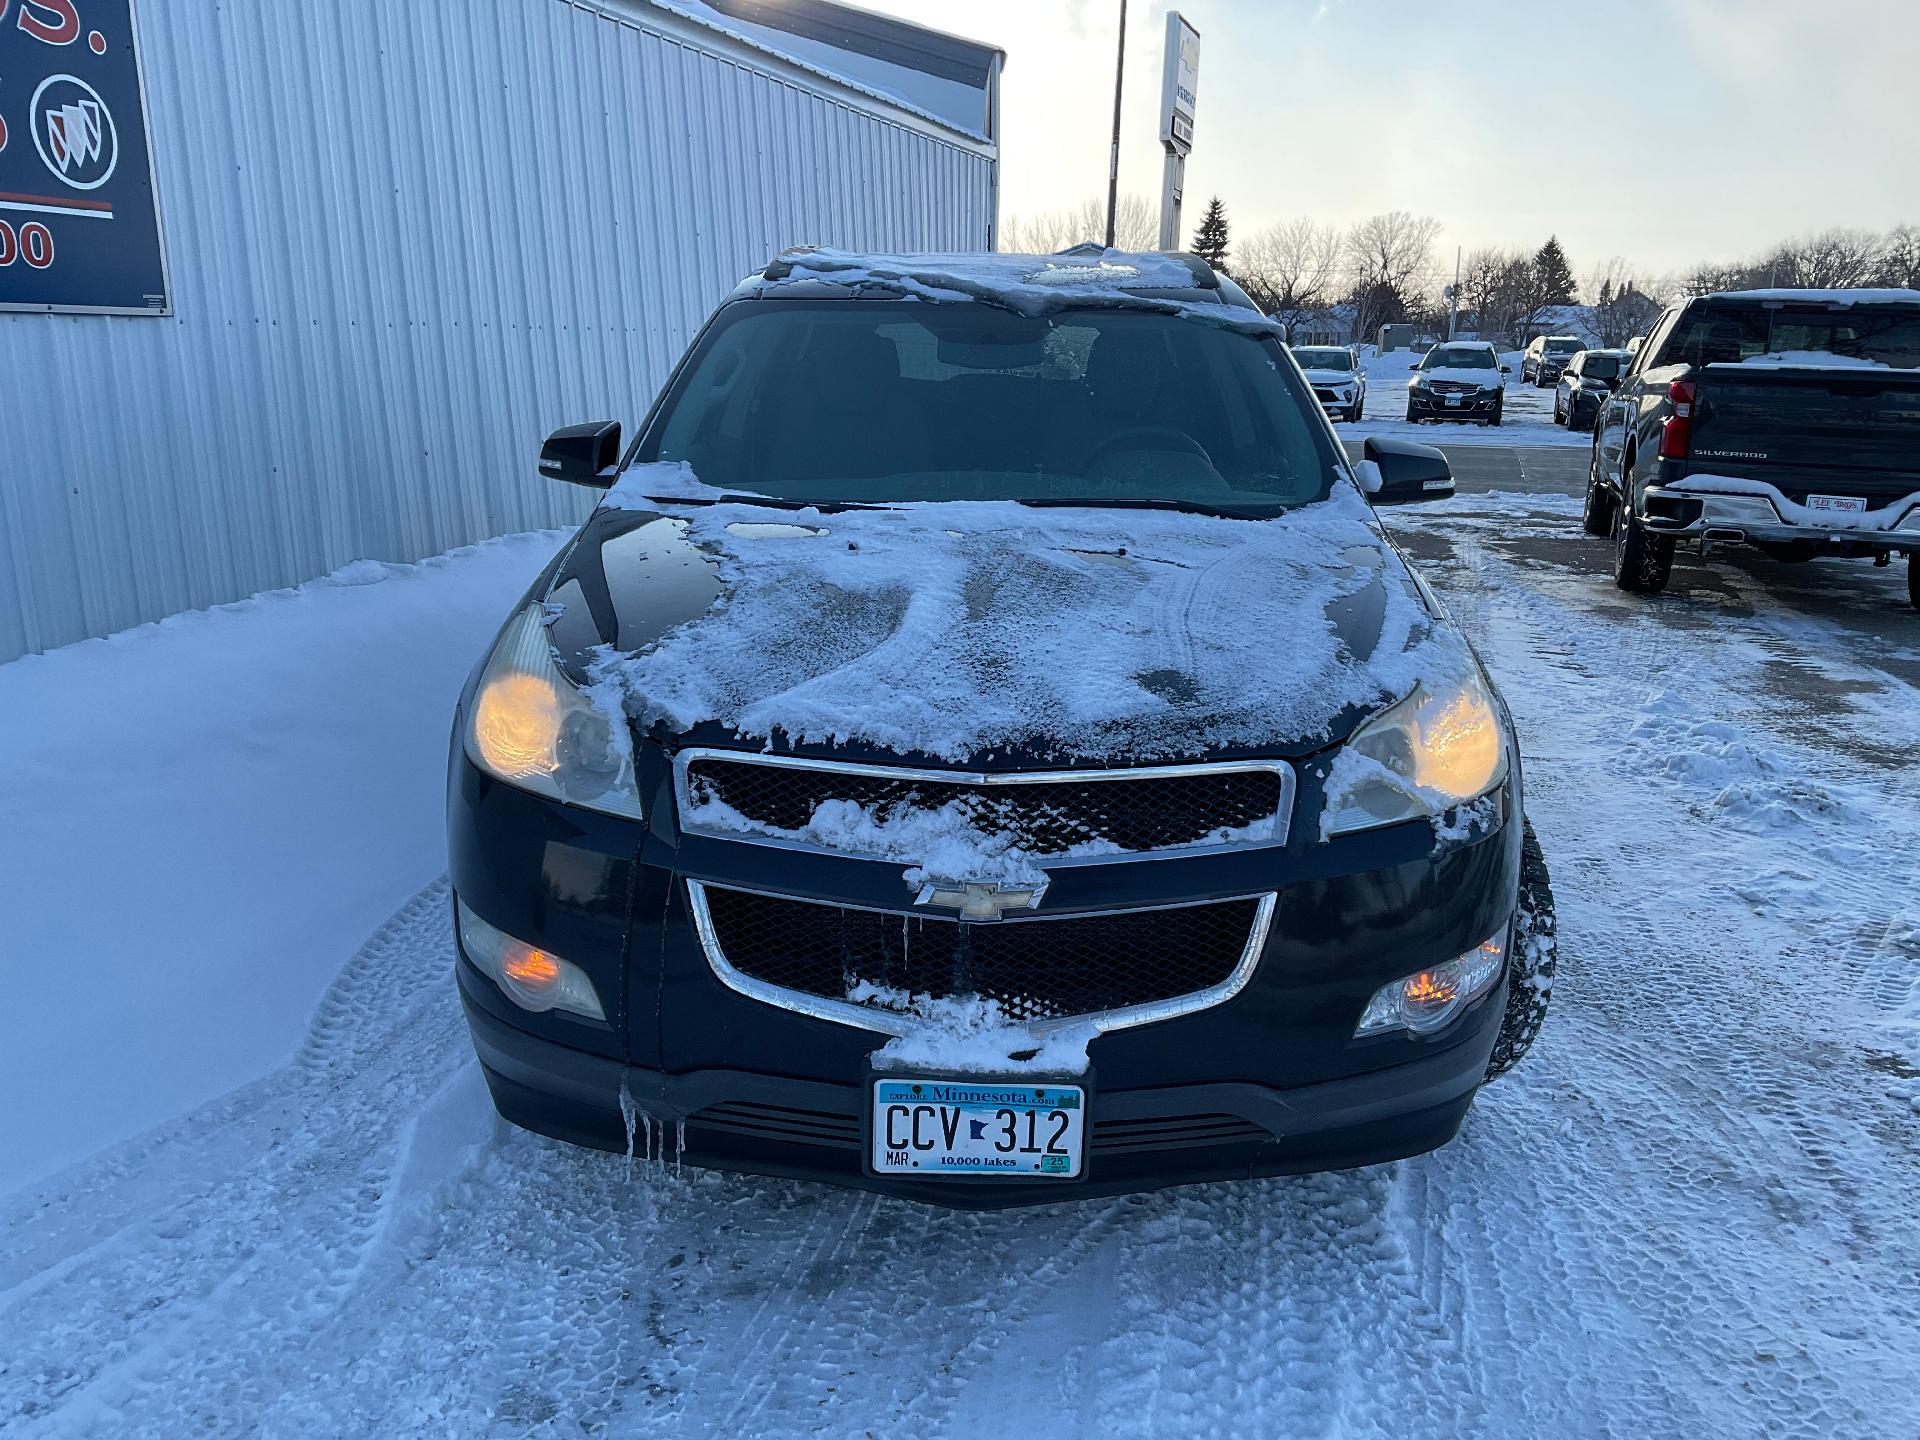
[863,0,1920,285]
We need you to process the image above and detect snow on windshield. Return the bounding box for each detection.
[585,480,1462,764]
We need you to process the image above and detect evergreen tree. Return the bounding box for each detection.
[1533,235,1577,305]
[1191,197,1230,271]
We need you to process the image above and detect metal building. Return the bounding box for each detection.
[0,0,1002,662]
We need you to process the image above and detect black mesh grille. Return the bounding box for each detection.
[682,758,1285,857]
[684,1102,1272,1155]
[700,885,1263,1022]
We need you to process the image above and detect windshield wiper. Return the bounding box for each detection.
[636,493,894,513]
[1015,496,1283,520]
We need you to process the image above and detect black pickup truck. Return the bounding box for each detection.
[1582,289,1920,607]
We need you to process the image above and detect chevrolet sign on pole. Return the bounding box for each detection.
[0,0,170,314]
[1155,12,1199,251]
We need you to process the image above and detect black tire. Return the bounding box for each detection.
[1406,405,1419,423]
[1348,398,1364,423]
[1486,820,1557,1081]
[1553,392,1564,425]
[1909,553,1920,612]
[1490,398,1503,427]
[1581,447,1614,536]
[1611,473,1674,593]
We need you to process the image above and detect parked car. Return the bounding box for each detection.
[1407,341,1509,425]
[449,248,1558,1208]
[1290,344,1366,422]
[1521,335,1585,387]
[1584,287,1920,605]
[1553,348,1631,430]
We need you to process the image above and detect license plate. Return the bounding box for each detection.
[869,1077,1087,1179]
[1806,494,1867,514]
[1444,394,1462,406]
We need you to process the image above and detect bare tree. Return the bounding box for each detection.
[1875,224,1920,289]
[1460,247,1533,348]
[1344,211,1441,341]
[1002,195,1157,253]
[1586,258,1664,347]
[1235,217,1342,339]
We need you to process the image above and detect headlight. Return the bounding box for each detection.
[457,899,605,1020]
[466,603,643,819]
[1320,666,1508,837]
[1355,935,1506,1037]
[1410,376,1431,390]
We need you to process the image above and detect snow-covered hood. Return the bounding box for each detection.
[544,479,1463,767]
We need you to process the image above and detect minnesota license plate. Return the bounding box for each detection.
[1444,393,1462,406]
[1806,494,1867,514]
[869,1077,1087,1179]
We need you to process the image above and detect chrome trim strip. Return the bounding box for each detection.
[685,879,1279,1039]
[672,748,1296,863]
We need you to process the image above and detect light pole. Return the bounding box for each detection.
[1104,0,1128,249]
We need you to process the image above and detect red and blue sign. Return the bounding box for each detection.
[1,0,167,313]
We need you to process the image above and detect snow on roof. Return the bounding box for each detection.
[1711,288,1920,306]
[647,0,998,142]
[755,247,1274,326]
[587,484,1454,765]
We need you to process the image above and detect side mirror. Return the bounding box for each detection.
[1500,364,1512,374]
[1407,363,1420,371]
[1363,436,1455,505]
[539,420,622,487]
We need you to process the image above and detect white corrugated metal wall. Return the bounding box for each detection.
[0,0,997,662]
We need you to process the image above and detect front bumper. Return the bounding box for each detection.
[1409,388,1499,419]
[1312,384,1360,418]
[462,957,1503,1208]
[1643,483,1920,554]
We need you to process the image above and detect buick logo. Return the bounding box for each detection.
[32,75,119,191]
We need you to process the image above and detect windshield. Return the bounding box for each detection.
[1291,348,1353,371]
[1421,346,1496,371]
[1664,303,1920,368]
[1580,354,1621,379]
[1544,338,1582,355]
[641,300,1345,512]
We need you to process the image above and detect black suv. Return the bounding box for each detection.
[1522,335,1584,386]
[449,248,1557,1207]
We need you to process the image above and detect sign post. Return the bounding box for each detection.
[1155,12,1198,251]
[0,0,170,314]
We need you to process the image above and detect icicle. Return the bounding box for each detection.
[618,1083,639,1182]
[674,1120,686,1179]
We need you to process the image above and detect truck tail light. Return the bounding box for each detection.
[1658,379,1695,459]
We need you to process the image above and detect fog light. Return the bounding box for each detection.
[457,899,605,1020]
[1355,934,1506,1037]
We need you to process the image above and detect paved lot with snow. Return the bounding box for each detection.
[4,472,1918,1438]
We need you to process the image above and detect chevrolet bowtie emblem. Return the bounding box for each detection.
[912,878,1048,921]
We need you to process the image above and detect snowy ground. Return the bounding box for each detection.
[1338,348,1592,449]
[4,481,1919,1438]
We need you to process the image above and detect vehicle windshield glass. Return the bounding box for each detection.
[1422,346,1495,370]
[1580,354,1620,378]
[1291,348,1353,371]
[642,300,1345,511]
[1665,304,1920,367]
[1544,338,1582,355]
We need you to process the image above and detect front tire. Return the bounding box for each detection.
[1553,392,1565,424]
[1581,447,1614,536]
[1909,552,1920,611]
[1348,397,1364,423]
[1611,476,1674,592]
[1485,820,1557,1081]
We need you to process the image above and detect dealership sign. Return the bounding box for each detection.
[1158,12,1199,156]
[1,0,168,313]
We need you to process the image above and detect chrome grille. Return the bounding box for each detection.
[689,882,1275,1032]
[675,750,1293,860]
